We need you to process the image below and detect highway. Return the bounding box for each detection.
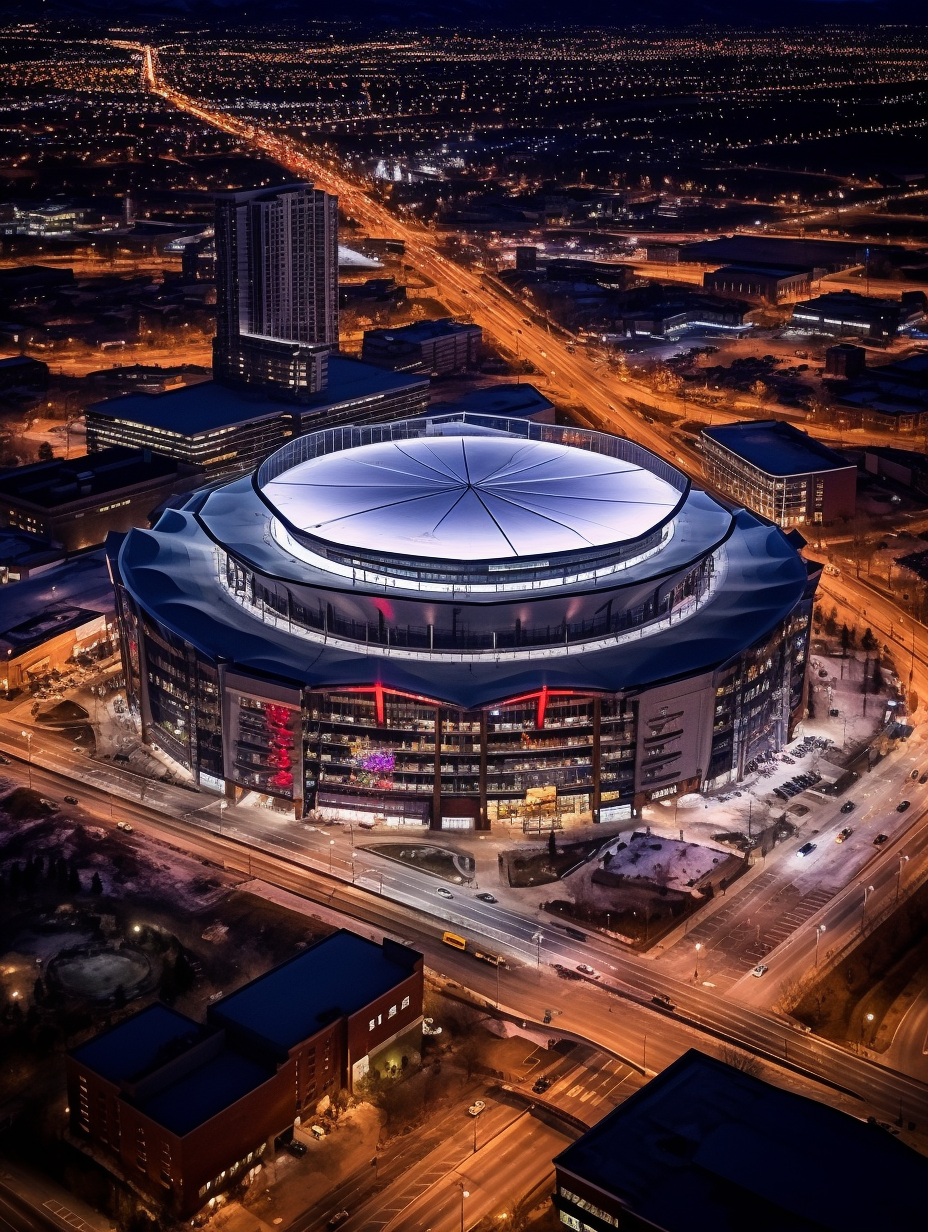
[5,729,928,1142]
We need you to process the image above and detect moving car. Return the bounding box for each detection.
[873,833,889,846]
[116,820,133,832]
[751,965,769,978]
[467,1101,486,1117]
[327,1212,349,1230]
[64,795,78,805]
[436,887,454,899]
[532,1077,551,1093]
[836,828,853,843]
[898,800,911,812]
[920,773,928,784]
[475,892,497,903]
[0,754,10,765]
[840,801,855,814]
[652,993,676,1011]
[576,964,595,975]
[797,842,817,857]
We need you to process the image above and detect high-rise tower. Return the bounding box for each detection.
[213,182,338,400]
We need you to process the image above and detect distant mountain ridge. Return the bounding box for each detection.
[5,0,919,29]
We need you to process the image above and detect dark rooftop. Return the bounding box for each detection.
[554,1049,928,1232]
[680,235,864,270]
[0,447,186,510]
[209,930,421,1055]
[709,264,805,280]
[702,420,853,476]
[87,382,293,437]
[365,317,477,343]
[431,382,554,420]
[136,1048,273,1137]
[0,550,114,655]
[299,355,429,414]
[70,1004,200,1085]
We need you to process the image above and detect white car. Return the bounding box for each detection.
[751,964,769,978]
[467,1101,486,1117]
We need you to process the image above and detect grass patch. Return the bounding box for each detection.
[505,839,603,888]
[368,843,475,883]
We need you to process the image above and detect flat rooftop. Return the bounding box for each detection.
[795,291,899,313]
[87,382,293,437]
[299,355,429,413]
[708,264,804,280]
[555,1049,928,1232]
[432,382,554,419]
[136,1048,273,1137]
[366,317,476,343]
[702,420,853,476]
[0,550,114,654]
[70,1004,200,1085]
[209,931,420,1054]
[0,447,183,509]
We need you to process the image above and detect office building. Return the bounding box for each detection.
[515,246,537,271]
[107,414,816,819]
[0,447,203,552]
[67,931,423,1217]
[0,529,64,585]
[553,1049,928,1232]
[703,265,810,303]
[213,183,338,400]
[791,290,926,343]
[702,420,856,527]
[361,318,481,375]
[0,355,49,391]
[0,551,114,694]
[87,359,430,476]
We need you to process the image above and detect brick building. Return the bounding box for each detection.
[66,932,423,1216]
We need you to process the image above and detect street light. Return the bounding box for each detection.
[897,854,910,902]
[861,883,875,931]
[329,838,336,872]
[20,730,32,789]
[861,1011,875,1053]
[815,924,826,967]
[458,1180,470,1232]
[694,942,702,981]
[218,798,226,836]
[532,931,544,968]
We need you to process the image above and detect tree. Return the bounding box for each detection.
[840,624,851,656]
[548,829,557,860]
[67,863,81,894]
[37,442,54,462]
[173,951,196,995]
[861,627,877,652]
[824,607,839,638]
[90,871,103,896]
[872,661,886,693]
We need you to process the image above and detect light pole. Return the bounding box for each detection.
[694,942,702,981]
[329,838,336,873]
[861,883,875,932]
[458,1180,470,1232]
[532,932,544,968]
[815,923,826,968]
[861,1011,875,1053]
[218,798,226,836]
[897,854,909,902]
[20,730,32,789]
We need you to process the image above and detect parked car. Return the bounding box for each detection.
[898,801,911,812]
[797,842,817,857]
[328,1212,349,1229]
[751,965,769,978]
[64,795,78,805]
[532,1077,551,1093]
[651,993,676,1011]
[873,833,889,846]
[920,772,928,784]
[116,820,133,832]
[475,892,497,903]
[286,1139,307,1157]
[836,828,853,843]
[0,754,10,765]
[840,801,855,814]
[467,1101,486,1117]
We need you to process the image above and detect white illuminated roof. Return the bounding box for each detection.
[263,435,679,562]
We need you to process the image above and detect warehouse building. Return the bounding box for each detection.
[790,290,926,343]
[703,264,810,303]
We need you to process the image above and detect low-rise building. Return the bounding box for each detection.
[790,290,925,342]
[67,931,423,1217]
[87,358,429,476]
[430,382,555,423]
[0,551,114,693]
[825,343,867,379]
[832,352,928,434]
[0,447,205,552]
[361,318,481,375]
[701,419,856,527]
[0,529,64,584]
[703,264,810,303]
[553,1049,928,1232]
[0,355,49,391]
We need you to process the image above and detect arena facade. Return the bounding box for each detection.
[107,413,819,830]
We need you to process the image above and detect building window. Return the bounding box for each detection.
[401,996,410,1009]
[369,1019,375,1031]
[559,1216,581,1232]
[388,1005,397,1018]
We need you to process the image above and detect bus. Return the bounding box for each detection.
[442,932,506,967]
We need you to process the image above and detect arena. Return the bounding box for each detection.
[108,412,818,830]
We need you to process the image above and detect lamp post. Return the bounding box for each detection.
[694,942,702,981]
[861,883,875,932]
[458,1180,470,1232]
[218,798,226,837]
[20,730,32,789]
[329,838,336,873]
[815,924,826,968]
[861,1011,875,1054]
[897,854,909,902]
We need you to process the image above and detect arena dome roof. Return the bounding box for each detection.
[262,435,680,562]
